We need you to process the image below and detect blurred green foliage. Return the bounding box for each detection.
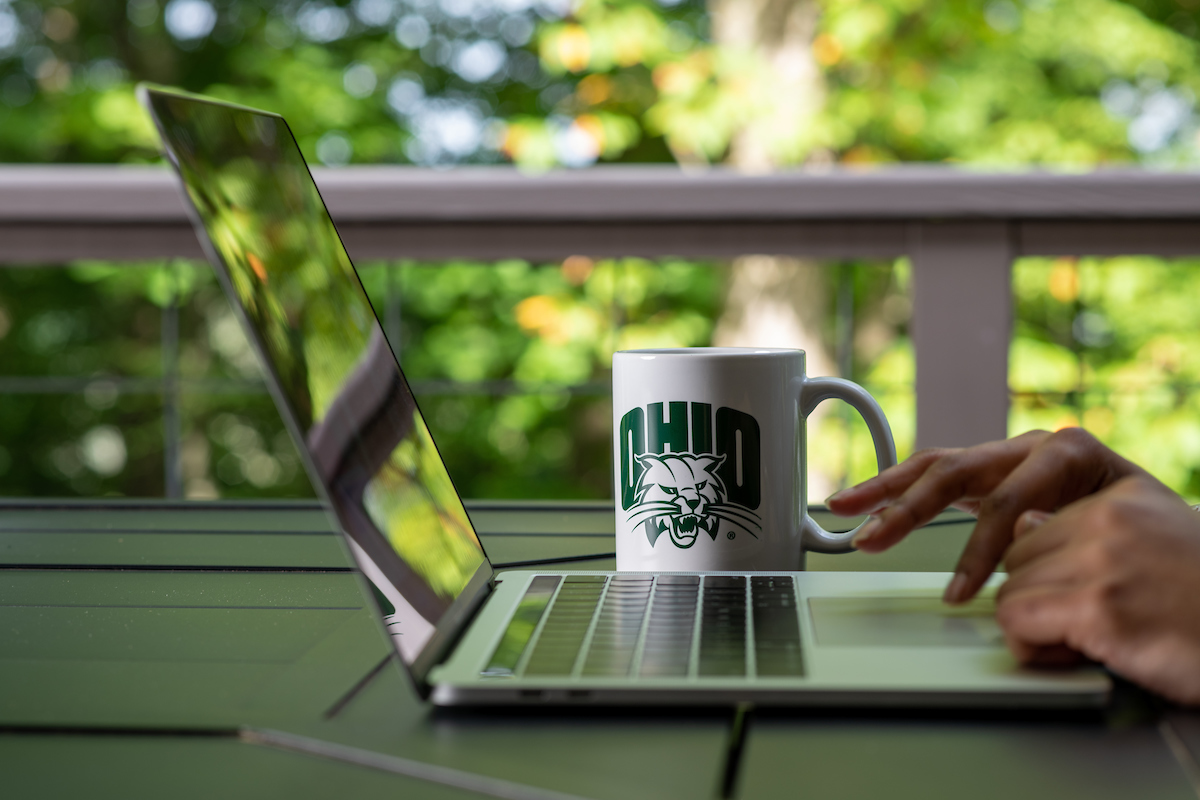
[1011,256,1200,499]
[4,0,1199,167]
[0,262,312,497]
[2,0,1200,499]
[359,257,724,498]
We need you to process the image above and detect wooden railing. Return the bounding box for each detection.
[5,164,1200,453]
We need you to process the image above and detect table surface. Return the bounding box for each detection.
[3,498,1200,800]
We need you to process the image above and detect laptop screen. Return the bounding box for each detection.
[142,88,491,678]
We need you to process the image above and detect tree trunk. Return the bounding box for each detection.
[707,0,837,499]
[708,0,824,170]
[712,255,835,379]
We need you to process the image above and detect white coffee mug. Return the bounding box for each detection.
[612,347,897,571]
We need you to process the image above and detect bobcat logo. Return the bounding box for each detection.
[626,453,762,549]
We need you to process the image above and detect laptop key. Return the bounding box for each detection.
[481,576,562,677]
[523,579,606,676]
[750,576,804,677]
[698,576,747,676]
[638,578,700,677]
[582,579,652,677]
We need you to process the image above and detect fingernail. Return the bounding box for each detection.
[1015,510,1051,538]
[850,518,881,549]
[825,488,852,504]
[943,572,970,605]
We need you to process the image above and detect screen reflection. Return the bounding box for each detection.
[146,91,488,664]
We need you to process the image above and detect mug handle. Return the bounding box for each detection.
[797,376,898,554]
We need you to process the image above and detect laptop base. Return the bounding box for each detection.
[430,571,1111,709]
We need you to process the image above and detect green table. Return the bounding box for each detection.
[2,499,1198,799]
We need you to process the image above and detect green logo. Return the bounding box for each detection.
[619,402,762,548]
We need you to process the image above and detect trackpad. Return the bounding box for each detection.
[809,592,1004,647]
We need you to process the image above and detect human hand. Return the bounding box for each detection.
[825,428,1147,603]
[998,476,1200,705]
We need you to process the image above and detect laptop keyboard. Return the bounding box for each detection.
[524,577,606,676]
[483,574,804,679]
[585,575,655,676]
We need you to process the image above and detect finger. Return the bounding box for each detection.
[1004,512,1076,573]
[994,583,1088,657]
[853,435,1046,553]
[826,448,953,516]
[946,435,1101,602]
[997,546,1087,604]
[1006,640,1085,668]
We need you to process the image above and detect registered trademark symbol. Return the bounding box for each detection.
[727,532,735,540]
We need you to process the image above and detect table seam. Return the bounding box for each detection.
[1159,716,1200,799]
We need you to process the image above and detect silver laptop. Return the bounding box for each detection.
[140,85,1110,708]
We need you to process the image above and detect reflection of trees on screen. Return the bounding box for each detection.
[365,411,482,600]
[161,100,318,431]
[159,96,482,600]
[163,98,389,433]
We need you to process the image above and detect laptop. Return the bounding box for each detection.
[139,85,1110,708]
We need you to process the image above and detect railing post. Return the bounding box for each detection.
[162,268,182,499]
[911,222,1013,450]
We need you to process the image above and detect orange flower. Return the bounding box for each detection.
[576,74,612,106]
[556,26,591,73]
[561,255,594,286]
[248,252,268,282]
[813,34,843,67]
[1048,258,1079,303]
[574,115,606,154]
[515,295,560,334]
